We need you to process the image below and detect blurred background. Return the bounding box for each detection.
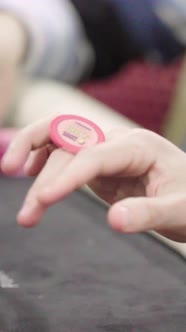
[0,0,185,159]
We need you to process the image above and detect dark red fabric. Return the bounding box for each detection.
[81,60,183,134]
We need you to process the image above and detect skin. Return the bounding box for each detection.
[0,13,26,66]
[1,117,186,243]
[0,13,26,124]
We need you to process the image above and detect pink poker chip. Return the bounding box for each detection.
[50,115,105,154]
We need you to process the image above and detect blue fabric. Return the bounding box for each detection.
[111,0,185,61]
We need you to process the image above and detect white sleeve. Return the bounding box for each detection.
[0,0,95,83]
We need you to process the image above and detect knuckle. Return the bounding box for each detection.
[126,129,155,156]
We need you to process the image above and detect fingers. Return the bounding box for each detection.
[108,195,186,242]
[17,149,73,227]
[1,118,51,175]
[5,127,158,228]
[38,132,155,206]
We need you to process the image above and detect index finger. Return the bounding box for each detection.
[1,117,52,175]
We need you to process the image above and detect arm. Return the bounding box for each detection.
[13,81,136,130]
[0,12,26,124]
[0,0,185,82]
[0,12,25,66]
[0,0,94,83]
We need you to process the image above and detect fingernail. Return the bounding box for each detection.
[109,207,132,232]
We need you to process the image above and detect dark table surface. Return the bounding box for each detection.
[0,177,186,332]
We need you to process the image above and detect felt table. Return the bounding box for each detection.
[0,177,186,332]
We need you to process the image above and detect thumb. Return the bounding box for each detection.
[108,195,186,238]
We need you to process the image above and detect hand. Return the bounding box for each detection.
[2,118,186,243]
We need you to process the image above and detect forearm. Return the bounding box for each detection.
[0,13,27,125]
[0,12,26,66]
[14,81,137,131]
